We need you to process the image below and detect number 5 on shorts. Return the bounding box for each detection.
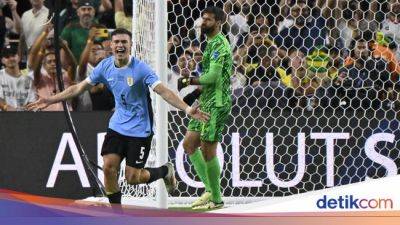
[139,146,145,160]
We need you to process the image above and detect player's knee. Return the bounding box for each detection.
[103,163,119,178]
[183,138,196,154]
[125,170,141,185]
[204,149,218,161]
[204,153,215,162]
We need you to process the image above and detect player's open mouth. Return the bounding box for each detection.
[116,48,126,54]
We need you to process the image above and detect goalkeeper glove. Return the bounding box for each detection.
[177,77,191,91]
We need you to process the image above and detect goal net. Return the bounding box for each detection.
[116,0,400,207]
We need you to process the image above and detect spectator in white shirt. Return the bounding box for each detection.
[21,0,49,49]
[0,45,36,111]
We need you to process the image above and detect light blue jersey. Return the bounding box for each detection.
[86,56,161,137]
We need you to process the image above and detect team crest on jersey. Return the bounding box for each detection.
[212,51,220,60]
[127,76,134,86]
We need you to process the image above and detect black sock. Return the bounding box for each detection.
[107,191,122,204]
[145,166,168,183]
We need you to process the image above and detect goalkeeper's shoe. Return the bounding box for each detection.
[177,77,191,91]
[192,200,224,210]
[191,191,211,208]
[163,162,177,194]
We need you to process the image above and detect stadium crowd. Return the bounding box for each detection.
[0,0,399,111]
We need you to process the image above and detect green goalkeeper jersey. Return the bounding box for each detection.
[199,33,233,109]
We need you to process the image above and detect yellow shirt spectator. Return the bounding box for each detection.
[276,67,293,88]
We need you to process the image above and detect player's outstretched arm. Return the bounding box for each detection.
[177,63,222,91]
[153,83,210,122]
[27,80,92,111]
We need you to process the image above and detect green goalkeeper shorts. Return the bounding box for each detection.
[187,105,231,142]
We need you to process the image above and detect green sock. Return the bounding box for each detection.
[206,156,222,203]
[189,149,211,192]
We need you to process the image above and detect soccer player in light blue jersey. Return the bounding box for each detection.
[27,28,210,204]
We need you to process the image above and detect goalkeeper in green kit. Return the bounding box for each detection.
[178,6,233,210]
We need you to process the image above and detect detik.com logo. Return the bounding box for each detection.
[316,195,393,209]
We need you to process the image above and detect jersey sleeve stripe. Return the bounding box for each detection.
[150,80,162,90]
[85,77,96,86]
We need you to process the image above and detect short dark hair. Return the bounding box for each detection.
[349,35,366,50]
[110,28,132,39]
[44,51,55,58]
[351,31,373,43]
[1,45,18,58]
[202,6,226,23]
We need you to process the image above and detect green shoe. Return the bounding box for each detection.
[191,191,211,208]
[192,200,224,210]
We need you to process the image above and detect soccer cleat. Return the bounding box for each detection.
[191,191,211,208]
[163,162,177,194]
[192,200,224,210]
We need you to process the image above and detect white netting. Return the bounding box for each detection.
[118,0,400,207]
[117,0,158,202]
[165,0,400,205]
[132,0,156,66]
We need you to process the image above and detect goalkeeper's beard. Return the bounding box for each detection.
[201,26,215,36]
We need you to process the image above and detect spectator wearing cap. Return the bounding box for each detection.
[0,45,36,111]
[59,0,113,31]
[20,0,49,49]
[61,0,97,61]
